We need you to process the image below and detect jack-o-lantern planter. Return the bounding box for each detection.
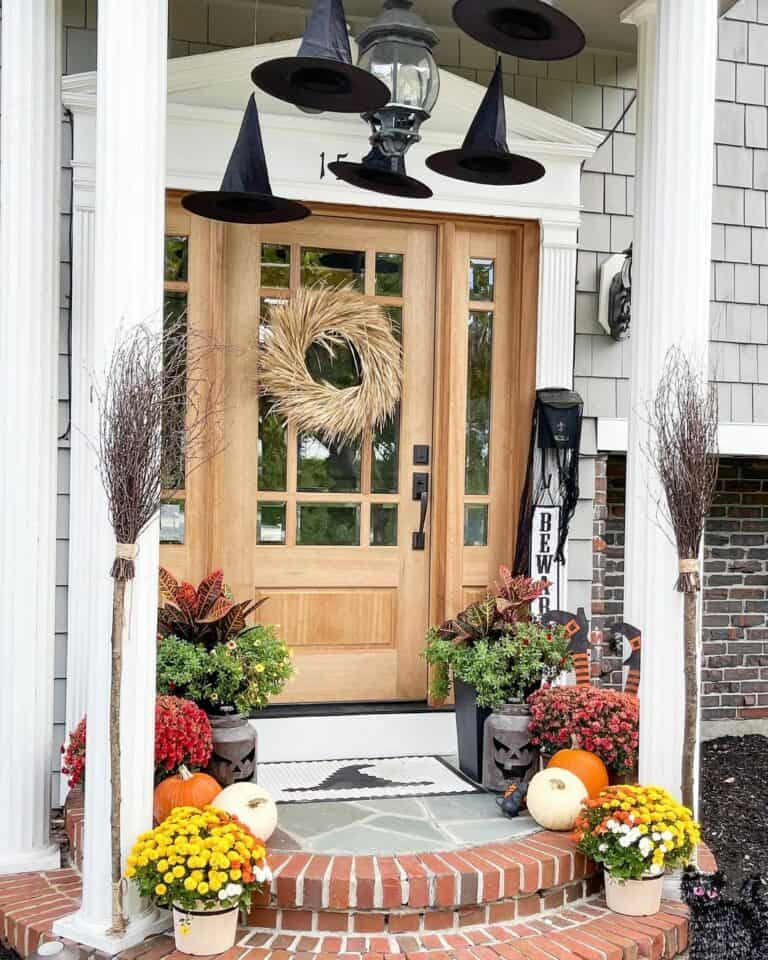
[206,712,257,786]
[482,704,539,793]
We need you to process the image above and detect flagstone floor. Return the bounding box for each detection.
[270,793,538,854]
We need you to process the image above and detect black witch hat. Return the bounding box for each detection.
[251,0,391,114]
[182,95,311,224]
[329,146,433,199]
[426,60,545,186]
[452,0,585,62]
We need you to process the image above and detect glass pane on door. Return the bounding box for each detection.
[297,434,361,493]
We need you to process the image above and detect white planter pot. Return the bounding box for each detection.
[604,871,664,917]
[172,904,239,956]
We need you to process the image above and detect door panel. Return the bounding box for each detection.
[161,195,540,706]
[213,216,437,702]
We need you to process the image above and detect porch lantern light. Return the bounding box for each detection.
[356,0,440,160]
[426,59,545,186]
[251,0,391,114]
[182,95,311,224]
[452,0,585,62]
[329,0,438,197]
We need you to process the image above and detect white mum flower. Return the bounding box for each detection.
[619,835,634,848]
[598,843,608,852]
[619,824,630,834]
[659,845,668,854]
[652,832,661,841]
[218,890,228,901]
[662,831,673,842]
[639,837,653,858]
[649,863,663,875]
[606,819,618,831]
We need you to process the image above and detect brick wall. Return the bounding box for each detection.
[590,454,626,687]
[702,458,768,722]
[590,454,768,725]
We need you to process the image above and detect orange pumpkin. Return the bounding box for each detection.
[153,764,221,824]
[547,749,609,799]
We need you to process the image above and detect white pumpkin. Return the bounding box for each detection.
[213,783,278,841]
[525,768,588,832]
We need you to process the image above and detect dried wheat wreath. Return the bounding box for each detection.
[258,284,402,445]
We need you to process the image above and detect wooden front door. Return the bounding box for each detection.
[161,197,539,705]
[218,215,436,702]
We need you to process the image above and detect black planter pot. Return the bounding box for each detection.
[454,680,492,783]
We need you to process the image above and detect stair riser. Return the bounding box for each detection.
[249,875,603,935]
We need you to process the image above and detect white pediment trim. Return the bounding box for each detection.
[63,38,602,155]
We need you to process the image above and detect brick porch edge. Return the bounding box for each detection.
[0,788,714,958]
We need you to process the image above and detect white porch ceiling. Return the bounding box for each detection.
[221,0,740,55]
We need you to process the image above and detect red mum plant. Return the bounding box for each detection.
[61,716,86,788]
[153,695,213,778]
[527,685,639,775]
[61,696,213,788]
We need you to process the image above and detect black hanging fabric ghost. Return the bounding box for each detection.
[513,389,584,574]
[681,866,768,960]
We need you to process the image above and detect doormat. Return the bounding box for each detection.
[257,756,483,803]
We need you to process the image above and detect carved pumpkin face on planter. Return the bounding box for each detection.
[206,713,257,786]
[482,705,540,793]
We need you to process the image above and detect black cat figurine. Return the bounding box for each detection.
[681,866,768,960]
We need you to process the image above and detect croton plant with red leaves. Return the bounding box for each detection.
[157,568,264,649]
[61,696,213,788]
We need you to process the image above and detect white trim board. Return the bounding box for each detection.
[250,711,458,763]
[597,418,768,457]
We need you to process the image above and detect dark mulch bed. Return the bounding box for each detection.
[701,735,768,891]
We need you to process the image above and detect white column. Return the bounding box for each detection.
[54,0,169,950]
[62,177,102,805]
[0,0,62,875]
[537,221,578,392]
[621,0,717,798]
[535,220,579,609]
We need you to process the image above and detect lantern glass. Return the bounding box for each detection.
[359,38,439,114]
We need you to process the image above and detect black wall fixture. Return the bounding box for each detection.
[182,95,311,224]
[251,0,391,113]
[452,0,585,62]
[426,60,545,186]
[329,145,433,199]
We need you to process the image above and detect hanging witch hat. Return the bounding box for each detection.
[182,95,311,224]
[452,0,585,62]
[251,0,391,114]
[426,60,545,186]
[329,145,433,199]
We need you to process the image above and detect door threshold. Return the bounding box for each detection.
[254,700,454,719]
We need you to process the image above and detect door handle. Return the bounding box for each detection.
[412,488,429,551]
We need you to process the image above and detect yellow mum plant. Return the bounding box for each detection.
[125,805,272,911]
[573,784,701,880]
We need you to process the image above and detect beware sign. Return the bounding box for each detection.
[531,505,563,617]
